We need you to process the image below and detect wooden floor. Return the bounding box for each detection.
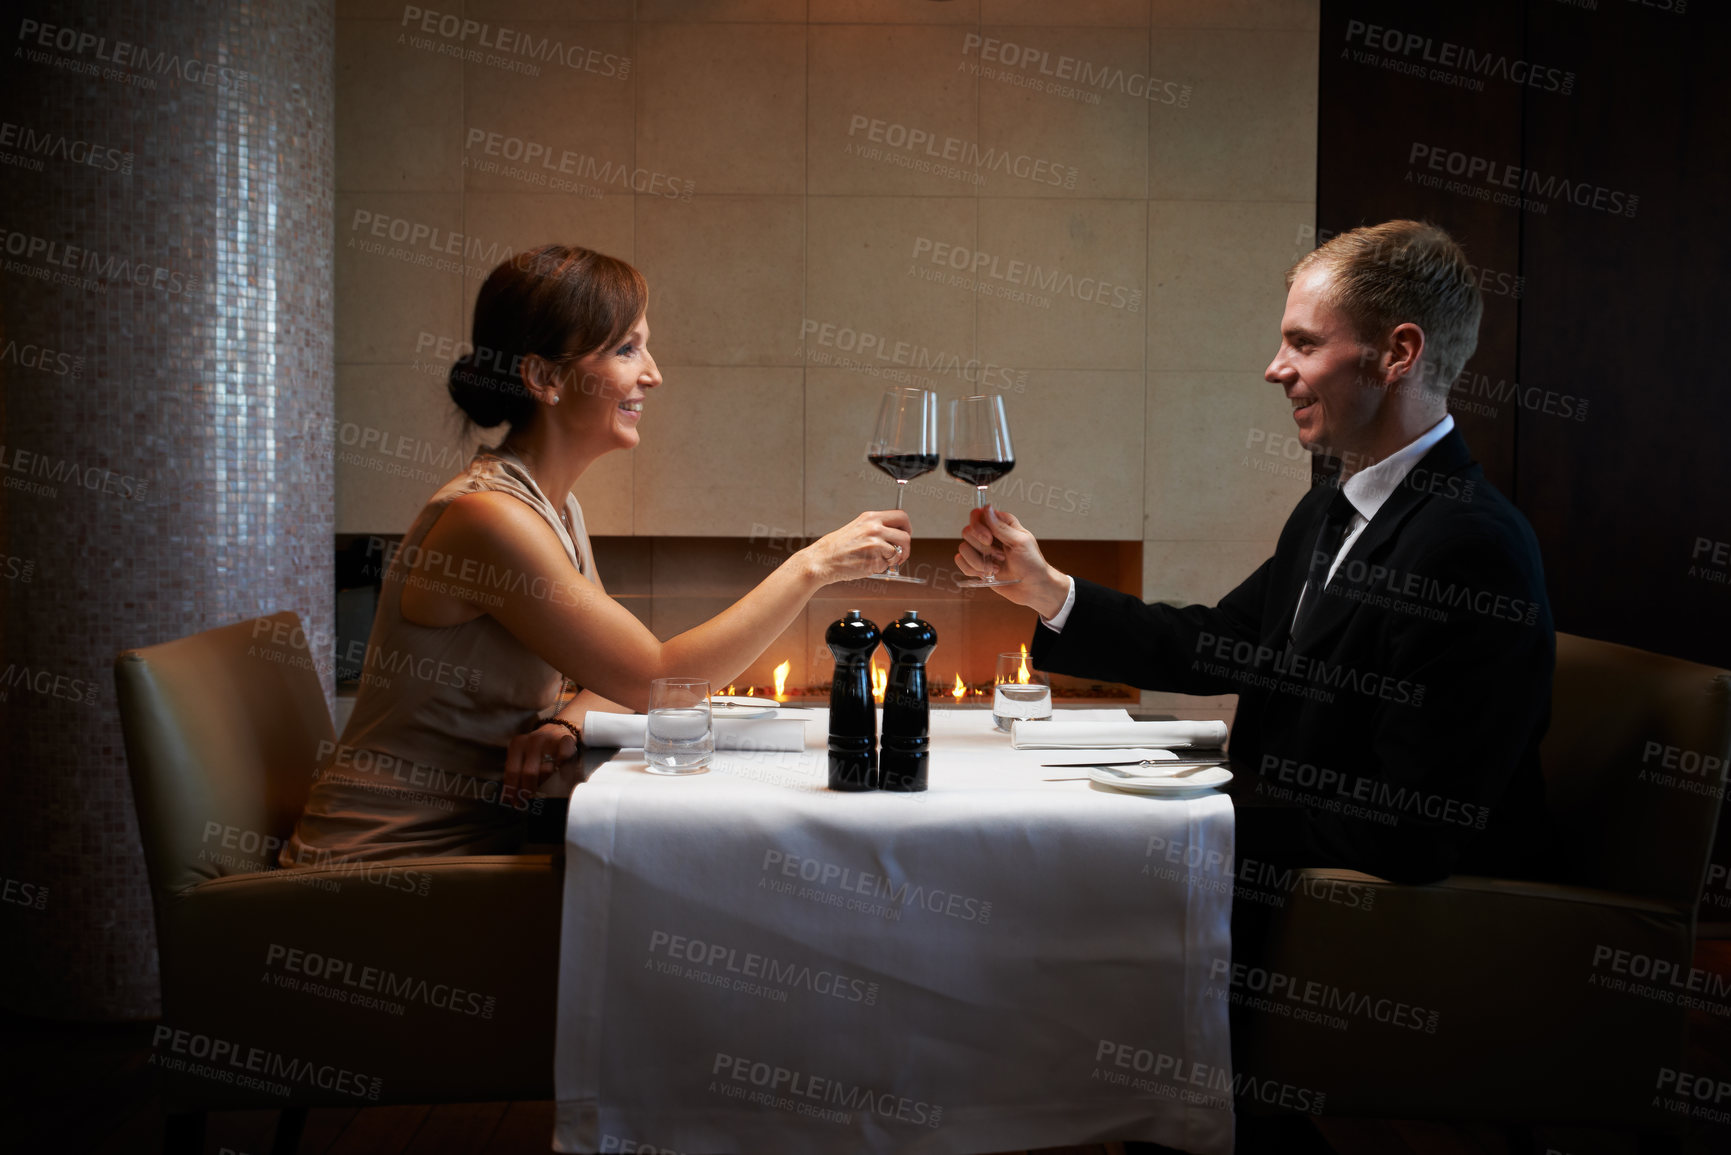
[5,943,1728,1154]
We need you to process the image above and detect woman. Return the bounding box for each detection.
[283,245,910,863]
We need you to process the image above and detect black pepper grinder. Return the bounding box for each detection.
[827,610,880,791]
[879,610,937,793]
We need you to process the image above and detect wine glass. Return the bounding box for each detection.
[946,394,1019,588]
[865,386,938,583]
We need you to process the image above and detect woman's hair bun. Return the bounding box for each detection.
[447,351,524,430]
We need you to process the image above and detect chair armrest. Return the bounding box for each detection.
[1235,869,1691,1126]
[152,855,563,1110]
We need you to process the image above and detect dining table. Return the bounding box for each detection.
[551,706,1237,1155]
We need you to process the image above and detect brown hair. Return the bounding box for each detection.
[1287,220,1483,394]
[448,244,648,430]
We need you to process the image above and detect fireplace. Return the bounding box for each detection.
[332,534,1144,706]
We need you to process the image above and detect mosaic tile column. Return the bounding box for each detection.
[0,1,334,1018]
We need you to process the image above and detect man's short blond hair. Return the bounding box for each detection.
[1288,220,1484,394]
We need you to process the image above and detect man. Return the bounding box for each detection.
[958,220,1553,884]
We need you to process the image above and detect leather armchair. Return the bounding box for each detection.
[115,611,561,1119]
[1236,633,1731,1127]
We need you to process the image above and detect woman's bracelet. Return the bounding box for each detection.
[547,718,583,746]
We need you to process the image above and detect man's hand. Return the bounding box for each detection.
[956,505,1070,619]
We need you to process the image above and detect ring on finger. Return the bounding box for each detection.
[540,754,558,763]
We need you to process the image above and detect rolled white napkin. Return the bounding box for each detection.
[583,711,807,753]
[1010,719,1229,750]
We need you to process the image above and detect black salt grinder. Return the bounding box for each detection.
[827,610,880,791]
[879,610,937,793]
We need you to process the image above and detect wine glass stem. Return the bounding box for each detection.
[887,481,908,576]
[975,486,993,580]
[895,480,908,511]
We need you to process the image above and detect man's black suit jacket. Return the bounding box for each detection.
[1031,429,1554,884]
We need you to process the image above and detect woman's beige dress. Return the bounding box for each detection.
[282,447,595,864]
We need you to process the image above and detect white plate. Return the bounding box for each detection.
[710,697,780,719]
[1088,764,1232,795]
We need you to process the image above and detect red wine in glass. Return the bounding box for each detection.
[946,395,1019,588]
[866,387,937,583]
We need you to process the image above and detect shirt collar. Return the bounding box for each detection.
[1340,414,1455,523]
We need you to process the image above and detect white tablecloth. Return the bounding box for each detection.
[555,709,1235,1155]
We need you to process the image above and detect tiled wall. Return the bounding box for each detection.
[335,0,1319,710]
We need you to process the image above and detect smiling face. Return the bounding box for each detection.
[1264,268,1386,463]
[560,314,660,454]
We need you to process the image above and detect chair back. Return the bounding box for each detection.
[115,611,333,901]
[1542,632,1731,913]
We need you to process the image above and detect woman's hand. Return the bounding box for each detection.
[503,722,578,808]
[798,509,913,584]
[957,505,1070,618]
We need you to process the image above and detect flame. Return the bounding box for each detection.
[871,661,887,704]
[1018,643,1032,684]
[722,684,735,697]
[951,673,966,701]
[773,660,791,701]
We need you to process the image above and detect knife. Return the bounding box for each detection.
[1040,756,1228,769]
[1043,763,1220,782]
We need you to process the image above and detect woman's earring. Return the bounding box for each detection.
[549,393,560,405]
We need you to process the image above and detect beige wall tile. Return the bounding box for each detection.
[984,370,1144,542]
[636,23,805,196]
[336,20,465,192]
[638,0,805,20]
[333,364,481,534]
[1146,370,1308,543]
[634,367,804,536]
[1147,199,1313,372]
[810,0,980,23]
[336,192,465,363]
[1148,27,1317,201]
[1142,538,1277,604]
[976,25,1149,200]
[984,0,1149,25]
[462,24,636,196]
[634,196,805,367]
[1151,0,1319,30]
[458,193,635,341]
[571,448,636,538]
[808,26,980,196]
[805,196,978,374]
[975,198,1147,371]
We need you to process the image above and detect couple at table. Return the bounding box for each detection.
[285,221,1553,892]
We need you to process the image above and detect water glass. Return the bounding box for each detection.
[646,677,714,774]
[992,651,1052,734]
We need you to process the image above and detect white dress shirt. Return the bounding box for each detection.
[1041,415,1456,634]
